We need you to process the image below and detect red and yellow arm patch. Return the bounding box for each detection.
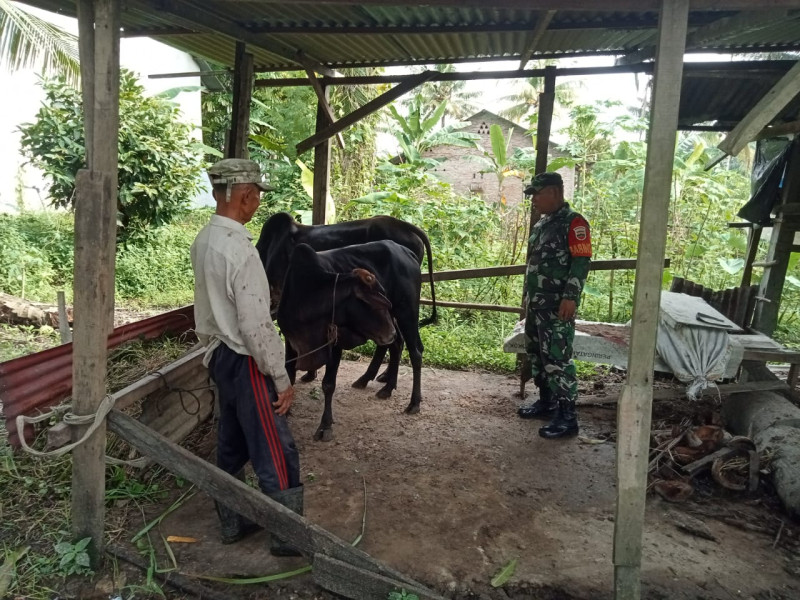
[568,216,592,257]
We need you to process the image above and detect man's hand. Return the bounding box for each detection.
[558,299,577,321]
[273,385,295,416]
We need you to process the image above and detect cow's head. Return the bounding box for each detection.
[278,245,395,372]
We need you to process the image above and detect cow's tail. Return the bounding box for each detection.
[418,231,438,328]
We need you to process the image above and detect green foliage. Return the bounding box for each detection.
[53,537,92,577]
[18,70,205,242]
[388,589,419,600]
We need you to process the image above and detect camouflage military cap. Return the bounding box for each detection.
[207,158,274,192]
[524,172,563,195]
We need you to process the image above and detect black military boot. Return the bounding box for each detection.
[215,470,261,544]
[539,398,579,439]
[267,486,304,557]
[518,386,557,420]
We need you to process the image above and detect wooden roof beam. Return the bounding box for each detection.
[305,69,346,150]
[518,10,556,70]
[134,0,336,76]
[616,9,790,65]
[718,60,800,156]
[296,70,437,155]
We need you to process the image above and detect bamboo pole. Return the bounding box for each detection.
[613,2,688,598]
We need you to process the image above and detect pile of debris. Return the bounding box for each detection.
[648,424,772,502]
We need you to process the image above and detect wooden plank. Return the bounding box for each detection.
[312,555,446,600]
[718,60,800,156]
[71,0,121,566]
[755,119,800,141]
[296,71,437,155]
[227,42,253,159]
[419,258,670,284]
[518,10,556,70]
[652,380,789,400]
[741,225,763,286]
[77,0,94,170]
[419,299,524,314]
[106,409,432,593]
[306,70,345,149]
[682,446,739,476]
[57,291,72,344]
[614,3,688,599]
[741,349,800,363]
[312,84,332,225]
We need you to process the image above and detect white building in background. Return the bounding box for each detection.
[0,5,214,213]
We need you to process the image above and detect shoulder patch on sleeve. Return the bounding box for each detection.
[568,216,592,257]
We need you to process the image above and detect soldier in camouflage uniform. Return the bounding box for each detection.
[517,172,592,439]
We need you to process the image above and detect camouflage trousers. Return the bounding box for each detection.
[525,308,578,409]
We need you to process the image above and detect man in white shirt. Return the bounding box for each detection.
[191,158,301,556]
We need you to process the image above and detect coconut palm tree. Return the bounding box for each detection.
[500,60,578,127]
[0,0,79,83]
[404,63,481,127]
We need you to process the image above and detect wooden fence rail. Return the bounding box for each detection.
[420,258,671,314]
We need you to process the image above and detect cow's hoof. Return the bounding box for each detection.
[313,428,333,442]
[404,404,420,415]
[376,386,393,399]
[351,377,370,389]
[376,371,389,383]
[300,371,317,383]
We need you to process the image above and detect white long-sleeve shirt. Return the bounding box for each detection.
[190,215,290,392]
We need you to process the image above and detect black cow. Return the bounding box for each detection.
[277,241,425,441]
[256,212,437,325]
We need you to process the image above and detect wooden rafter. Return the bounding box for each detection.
[718,60,800,156]
[296,70,437,155]
[617,9,791,65]
[305,69,345,150]
[133,0,336,76]
[518,10,556,70]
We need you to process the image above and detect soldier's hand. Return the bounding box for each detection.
[558,299,577,321]
[274,385,295,416]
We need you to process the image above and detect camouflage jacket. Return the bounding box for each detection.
[526,203,592,310]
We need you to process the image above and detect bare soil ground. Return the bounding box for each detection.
[109,360,800,600]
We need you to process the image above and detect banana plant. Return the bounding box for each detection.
[469,124,525,205]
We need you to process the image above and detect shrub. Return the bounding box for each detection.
[19,70,205,243]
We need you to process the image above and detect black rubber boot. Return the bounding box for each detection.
[215,470,261,544]
[267,486,304,557]
[538,398,579,439]
[518,386,557,420]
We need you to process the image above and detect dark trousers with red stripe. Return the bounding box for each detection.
[209,343,300,494]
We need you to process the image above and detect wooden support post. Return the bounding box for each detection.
[71,0,120,566]
[613,2,688,599]
[57,291,71,343]
[227,41,254,159]
[752,141,800,335]
[519,65,557,397]
[312,84,332,225]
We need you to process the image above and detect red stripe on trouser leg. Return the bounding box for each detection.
[248,358,288,490]
[253,362,289,489]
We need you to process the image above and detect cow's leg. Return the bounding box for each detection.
[314,346,342,442]
[352,345,388,389]
[376,337,403,399]
[285,341,298,386]
[300,369,317,383]
[397,319,423,414]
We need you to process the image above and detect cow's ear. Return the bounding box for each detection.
[352,268,377,287]
[354,284,392,311]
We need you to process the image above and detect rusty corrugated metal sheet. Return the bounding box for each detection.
[0,305,195,447]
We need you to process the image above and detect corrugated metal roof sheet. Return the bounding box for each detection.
[18,2,800,70]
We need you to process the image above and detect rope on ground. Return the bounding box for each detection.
[16,395,148,467]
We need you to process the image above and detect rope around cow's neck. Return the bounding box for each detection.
[284,273,339,365]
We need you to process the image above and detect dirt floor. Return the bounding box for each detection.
[110,359,800,600]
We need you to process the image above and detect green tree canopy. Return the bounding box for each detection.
[19,69,205,242]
